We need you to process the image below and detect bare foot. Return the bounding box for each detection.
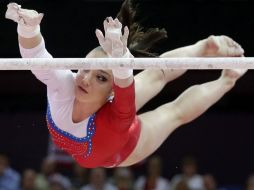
[202,35,244,57]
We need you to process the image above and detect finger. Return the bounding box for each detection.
[95,29,105,44]
[114,18,122,29]
[108,16,114,22]
[7,2,20,9]
[123,26,129,37]
[17,8,25,14]
[19,10,43,25]
[103,19,109,32]
[108,17,115,27]
[18,9,36,16]
[5,3,20,21]
[37,13,44,23]
[121,26,129,46]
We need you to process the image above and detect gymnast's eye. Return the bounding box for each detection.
[96,75,108,82]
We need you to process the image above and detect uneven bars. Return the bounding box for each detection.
[0,57,254,70]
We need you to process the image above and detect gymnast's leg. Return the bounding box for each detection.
[121,69,247,166]
[134,35,244,111]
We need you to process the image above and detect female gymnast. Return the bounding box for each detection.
[5,2,246,168]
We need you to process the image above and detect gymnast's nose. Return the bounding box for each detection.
[82,73,92,87]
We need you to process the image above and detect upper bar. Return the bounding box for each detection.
[0,57,254,70]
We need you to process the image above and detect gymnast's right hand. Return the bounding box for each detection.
[5,2,43,26]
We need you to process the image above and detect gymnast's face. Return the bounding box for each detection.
[74,47,114,105]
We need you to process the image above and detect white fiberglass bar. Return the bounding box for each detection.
[0,57,254,70]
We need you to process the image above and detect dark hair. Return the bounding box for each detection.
[116,0,168,57]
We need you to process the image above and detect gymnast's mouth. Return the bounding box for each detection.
[78,86,88,93]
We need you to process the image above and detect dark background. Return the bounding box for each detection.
[0,0,254,187]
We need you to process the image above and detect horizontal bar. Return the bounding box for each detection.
[0,57,253,70]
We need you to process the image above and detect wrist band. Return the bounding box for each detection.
[112,68,133,79]
[18,24,40,38]
[112,49,133,79]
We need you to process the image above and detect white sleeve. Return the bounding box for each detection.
[19,38,52,59]
[19,37,75,100]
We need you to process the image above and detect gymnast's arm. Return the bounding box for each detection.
[5,3,74,95]
[19,35,51,59]
[19,35,75,96]
[107,80,136,132]
[102,55,135,132]
[96,17,135,130]
[109,46,135,128]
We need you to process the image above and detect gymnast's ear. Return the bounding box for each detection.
[107,91,114,102]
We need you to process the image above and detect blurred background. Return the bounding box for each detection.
[1,0,254,190]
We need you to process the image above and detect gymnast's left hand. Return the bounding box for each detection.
[95,17,129,57]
